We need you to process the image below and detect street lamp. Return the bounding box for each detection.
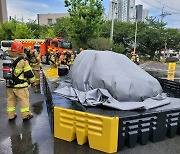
[134,19,138,54]
[110,0,117,42]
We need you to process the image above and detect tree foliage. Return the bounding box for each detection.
[54,17,70,38]
[13,24,35,39]
[100,17,180,59]
[39,27,55,39]
[87,37,112,50]
[26,20,40,38]
[0,20,17,42]
[64,0,104,49]
[0,20,34,42]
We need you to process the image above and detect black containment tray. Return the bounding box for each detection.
[42,73,180,151]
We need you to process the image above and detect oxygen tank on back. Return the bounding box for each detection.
[3,58,13,79]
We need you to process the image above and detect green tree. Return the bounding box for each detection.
[64,0,104,49]
[26,20,40,38]
[137,17,167,59]
[39,27,55,39]
[163,29,180,51]
[0,19,35,41]
[99,16,180,59]
[13,24,35,39]
[113,21,134,52]
[138,29,164,59]
[147,16,166,29]
[54,17,70,38]
[100,20,134,53]
[113,43,125,54]
[87,37,112,50]
[0,20,17,42]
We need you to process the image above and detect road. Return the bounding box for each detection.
[140,61,180,82]
[0,59,180,154]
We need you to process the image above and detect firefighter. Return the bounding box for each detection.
[49,52,60,68]
[55,51,61,66]
[49,52,56,68]
[6,41,35,121]
[63,50,67,65]
[131,51,136,62]
[24,48,41,93]
[131,51,139,65]
[60,50,66,65]
[73,50,78,59]
[70,52,75,65]
[79,48,84,52]
[65,51,72,69]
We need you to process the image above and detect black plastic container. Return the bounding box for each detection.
[42,73,180,151]
[58,66,69,76]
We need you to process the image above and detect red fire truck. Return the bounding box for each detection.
[15,37,72,63]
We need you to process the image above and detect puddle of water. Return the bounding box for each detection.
[32,101,44,115]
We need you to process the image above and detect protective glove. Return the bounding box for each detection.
[31,82,36,87]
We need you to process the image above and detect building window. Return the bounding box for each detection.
[48,18,52,24]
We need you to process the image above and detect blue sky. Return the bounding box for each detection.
[6,0,180,28]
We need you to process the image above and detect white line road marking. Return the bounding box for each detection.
[141,67,180,73]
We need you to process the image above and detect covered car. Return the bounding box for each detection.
[55,50,170,110]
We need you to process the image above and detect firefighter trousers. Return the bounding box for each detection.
[32,69,40,86]
[31,65,40,86]
[6,87,32,119]
[50,64,57,69]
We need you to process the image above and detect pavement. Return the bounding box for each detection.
[140,61,180,82]
[0,59,180,154]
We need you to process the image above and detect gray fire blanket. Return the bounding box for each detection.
[54,50,170,110]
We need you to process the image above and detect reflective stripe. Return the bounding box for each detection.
[30,63,39,66]
[21,107,30,112]
[32,68,40,71]
[19,75,24,80]
[24,65,31,72]
[14,82,29,88]
[14,68,23,74]
[7,107,16,112]
[29,76,36,83]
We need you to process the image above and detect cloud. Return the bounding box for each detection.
[6,0,68,22]
[136,0,180,28]
[7,0,50,21]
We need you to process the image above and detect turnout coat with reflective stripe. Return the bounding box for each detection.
[7,51,35,88]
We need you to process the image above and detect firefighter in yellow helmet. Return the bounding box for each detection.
[25,48,41,93]
[6,41,35,121]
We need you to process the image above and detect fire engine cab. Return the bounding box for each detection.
[15,37,72,63]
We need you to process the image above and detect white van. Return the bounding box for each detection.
[0,40,13,52]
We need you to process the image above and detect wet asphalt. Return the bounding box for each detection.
[0,60,180,154]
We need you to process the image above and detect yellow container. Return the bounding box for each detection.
[44,68,59,79]
[168,63,176,71]
[167,71,175,81]
[54,107,119,153]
